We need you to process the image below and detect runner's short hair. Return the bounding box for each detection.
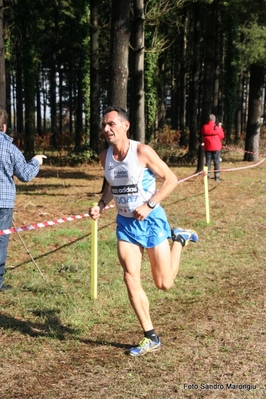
[103,106,129,122]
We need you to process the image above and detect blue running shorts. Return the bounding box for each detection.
[116,206,171,248]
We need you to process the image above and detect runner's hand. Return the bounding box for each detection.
[133,203,152,221]
[89,205,101,221]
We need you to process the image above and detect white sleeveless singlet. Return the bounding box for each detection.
[104,140,157,218]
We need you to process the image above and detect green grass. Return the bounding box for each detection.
[0,159,265,398]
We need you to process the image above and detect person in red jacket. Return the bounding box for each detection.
[201,114,224,182]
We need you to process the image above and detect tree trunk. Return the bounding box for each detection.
[59,66,63,136]
[50,52,57,147]
[36,73,42,136]
[170,49,178,130]
[0,0,5,108]
[188,2,202,154]
[235,71,243,141]
[90,0,100,152]
[5,60,10,122]
[157,53,166,129]
[109,0,131,108]
[50,2,59,148]
[130,0,145,143]
[179,13,188,146]
[42,76,47,134]
[16,45,23,136]
[75,56,83,149]
[223,15,238,143]
[244,64,264,162]
[196,1,217,173]
[213,7,223,121]
[69,66,73,138]
[23,53,36,156]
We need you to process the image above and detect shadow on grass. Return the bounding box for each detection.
[0,312,132,349]
[8,221,116,270]
[164,184,217,209]
[0,308,78,339]
[80,337,132,350]
[37,170,101,180]
[17,184,89,194]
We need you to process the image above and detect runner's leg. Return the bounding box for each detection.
[147,239,182,290]
[117,239,154,332]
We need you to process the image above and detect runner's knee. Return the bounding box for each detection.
[154,278,173,291]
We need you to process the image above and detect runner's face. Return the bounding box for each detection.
[102,111,129,144]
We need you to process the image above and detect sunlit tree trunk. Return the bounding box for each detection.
[244,64,264,162]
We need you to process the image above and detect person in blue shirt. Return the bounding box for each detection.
[0,107,46,292]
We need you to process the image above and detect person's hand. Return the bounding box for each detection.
[133,203,152,221]
[33,155,47,165]
[89,205,101,221]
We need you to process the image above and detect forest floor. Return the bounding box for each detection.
[0,145,265,399]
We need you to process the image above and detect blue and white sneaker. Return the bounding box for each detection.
[171,228,198,246]
[128,337,161,357]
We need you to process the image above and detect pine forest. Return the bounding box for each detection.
[1,0,266,164]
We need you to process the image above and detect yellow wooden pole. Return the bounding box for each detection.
[203,166,210,224]
[91,203,98,299]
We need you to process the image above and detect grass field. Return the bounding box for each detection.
[0,148,265,399]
